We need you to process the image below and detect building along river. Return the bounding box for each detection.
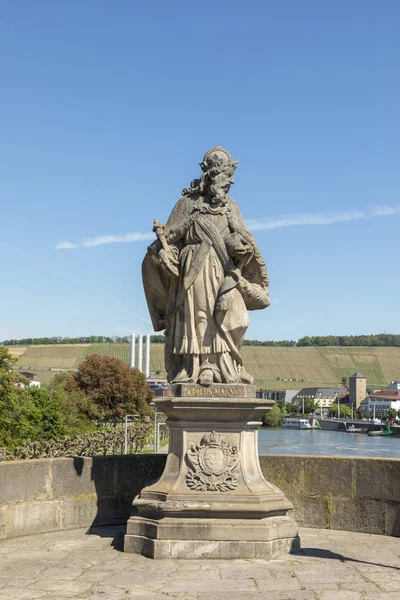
[258,427,400,458]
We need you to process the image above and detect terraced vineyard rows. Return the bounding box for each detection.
[9,343,400,389]
[16,345,89,369]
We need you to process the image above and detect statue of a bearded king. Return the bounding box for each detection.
[142,147,270,386]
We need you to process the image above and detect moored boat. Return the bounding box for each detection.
[346,425,362,433]
[284,418,312,430]
[367,424,393,436]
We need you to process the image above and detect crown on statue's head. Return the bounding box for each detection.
[200,146,239,174]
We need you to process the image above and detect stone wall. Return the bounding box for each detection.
[0,454,399,540]
[259,455,400,537]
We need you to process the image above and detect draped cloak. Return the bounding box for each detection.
[142,194,270,384]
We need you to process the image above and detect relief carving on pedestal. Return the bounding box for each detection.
[186,431,240,492]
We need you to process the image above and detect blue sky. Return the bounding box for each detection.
[1,0,399,341]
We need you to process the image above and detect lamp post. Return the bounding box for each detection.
[150,402,158,453]
[124,414,140,455]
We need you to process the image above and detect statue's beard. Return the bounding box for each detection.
[208,183,229,205]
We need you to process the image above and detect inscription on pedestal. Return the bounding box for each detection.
[171,383,256,398]
[186,431,240,492]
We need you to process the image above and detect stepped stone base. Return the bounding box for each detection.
[125,535,300,560]
[124,385,300,559]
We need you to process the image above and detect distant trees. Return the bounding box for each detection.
[0,347,67,449]
[66,354,153,420]
[243,339,296,347]
[328,403,351,418]
[262,404,284,427]
[4,333,400,347]
[0,346,154,452]
[297,334,400,347]
[0,335,166,346]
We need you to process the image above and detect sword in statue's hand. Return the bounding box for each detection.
[153,218,179,278]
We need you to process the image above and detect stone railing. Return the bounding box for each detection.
[0,454,399,540]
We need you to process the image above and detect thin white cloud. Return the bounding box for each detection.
[82,232,153,247]
[56,203,400,249]
[114,305,131,315]
[246,204,400,232]
[55,241,79,250]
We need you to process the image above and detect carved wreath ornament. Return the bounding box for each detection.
[186,431,240,492]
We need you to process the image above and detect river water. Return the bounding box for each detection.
[258,427,400,458]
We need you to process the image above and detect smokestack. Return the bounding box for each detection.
[130,334,136,368]
[138,334,143,372]
[145,334,151,377]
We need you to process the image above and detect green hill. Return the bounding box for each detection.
[9,343,400,390]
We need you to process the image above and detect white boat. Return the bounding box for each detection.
[283,418,312,430]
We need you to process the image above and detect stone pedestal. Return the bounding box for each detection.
[124,384,300,559]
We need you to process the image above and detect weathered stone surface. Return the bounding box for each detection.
[0,526,399,599]
[5,500,59,538]
[303,457,352,497]
[59,495,98,531]
[0,460,50,505]
[1,454,400,541]
[50,457,96,499]
[143,147,270,386]
[355,457,400,501]
[126,393,299,559]
[331,497,386,534]
[260,455,304,498]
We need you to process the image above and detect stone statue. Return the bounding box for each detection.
[142,147,270,386]
[126,148,299,560]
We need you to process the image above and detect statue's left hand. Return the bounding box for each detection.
[159,248,179,278]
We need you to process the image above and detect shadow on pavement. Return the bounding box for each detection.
[299,547,400,571]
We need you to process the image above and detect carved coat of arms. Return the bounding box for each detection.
[186,431,240,492]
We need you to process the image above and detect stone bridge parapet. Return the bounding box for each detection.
[0,454,399,540]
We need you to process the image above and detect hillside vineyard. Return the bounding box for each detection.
[10,343,400,390]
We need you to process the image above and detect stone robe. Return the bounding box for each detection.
[142,194,270,384]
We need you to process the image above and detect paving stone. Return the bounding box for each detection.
[0,525,398,600]
[197,594,281,600]
[31,565,85,580]
[103,570,171,587]
[363,594,400,600]
[78,568,119,582]
[221,564,272,579]
[44,593,89,599]
[158,579,257,593]
[277,594,316,600]
[0,589,47,599]
[27,580,92,594]
[256,578,302,591]
[89,585,136,599]
[319,592,362,600]
[0,579,9,590]
[163,569,221,580]
[339,581,381,592]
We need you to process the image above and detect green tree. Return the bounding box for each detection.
[329,403,351,418]
[387,408,397,420]
[341,376,348,387]
[301,396,319,414]
[26,387,66,440]
[49,372,100,435]
[262,404,283,427]
[66,354,153,420]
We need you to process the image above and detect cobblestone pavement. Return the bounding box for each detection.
[0,526,399,600]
